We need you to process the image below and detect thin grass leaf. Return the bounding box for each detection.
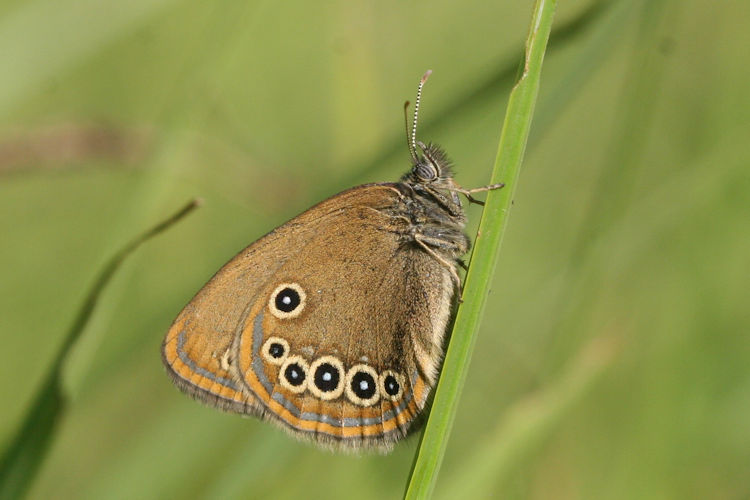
[404,1,558,498]
[0,199,201,500]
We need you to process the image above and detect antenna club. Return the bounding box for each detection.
[421,69,433,84]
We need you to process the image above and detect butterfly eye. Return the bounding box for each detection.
[269,283,307,319]
[279,355,309,393]
[379,370,405,401]
[414,161,437,181]
[261,336,289,365]
[309,356,345,400]
[345,364,380,406]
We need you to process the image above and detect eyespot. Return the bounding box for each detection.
[261,336,289,365]
[308,356,345,400]
[269,283,306,319]
[279,355,309,393]
[379,370,405,401]
[345,364,380,407]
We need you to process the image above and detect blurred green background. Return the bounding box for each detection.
[1,0,749,498]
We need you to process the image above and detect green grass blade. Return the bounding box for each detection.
[0,199,201,500]
[404,1,558,498]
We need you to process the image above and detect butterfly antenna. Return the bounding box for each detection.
[410,69,432,163]
[404,100,417,164]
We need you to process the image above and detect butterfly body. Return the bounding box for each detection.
[161,72,503,451]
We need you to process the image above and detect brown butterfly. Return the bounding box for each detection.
[161,70,503,451]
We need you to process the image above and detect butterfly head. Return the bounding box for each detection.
[403,140,455,186]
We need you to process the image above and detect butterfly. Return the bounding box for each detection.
[162,70,502,451]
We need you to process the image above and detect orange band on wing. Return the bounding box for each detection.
[163,317,247,405]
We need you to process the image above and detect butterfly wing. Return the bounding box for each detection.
[162,184,456,450]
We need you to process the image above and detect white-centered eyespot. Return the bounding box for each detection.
[261,336,289,365]
[278,355,309,394]
[379,370,405,402]
[308,356,345,400]
[268,283,306,319]
[345,364,380,407]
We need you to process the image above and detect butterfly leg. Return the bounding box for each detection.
[413,233,462,290]
[450,182,505,206]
